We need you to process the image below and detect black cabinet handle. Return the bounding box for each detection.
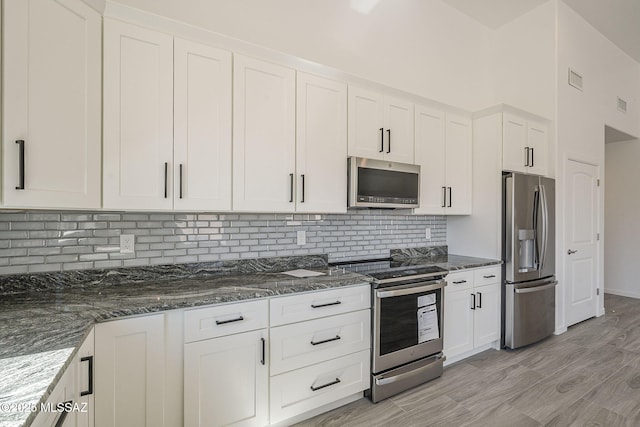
[80,356,94,396]
[483,275,496,279]
[310,335,341,346]
[289,173,294,202]
[471,293,476,310]
[442,186,446,208]
[448,187,452,208]
[179,164,183,199]
[301,174,305,203]
[15,140,25,190]
[453,280,467,284]
[310,378,341,392]
[54,401,73,427]
[530,148,534,167]
[525,147,530,167]
[215,316,244,325]
[386,129,391,153]
[164,162,168,198]
[477,292,482,309]
[311,301,341,309]
[260,337,265,365]
[379,128,384,152]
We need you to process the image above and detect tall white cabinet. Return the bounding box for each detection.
[502,112,549,176]
[103,20,232,211]
[415,106,472,215]
[2,0,101,209]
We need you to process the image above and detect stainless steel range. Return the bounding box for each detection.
[336,259,447,403]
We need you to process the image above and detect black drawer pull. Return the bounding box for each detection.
[311,301,341,309]
[452,280,467,284]
[483,275,496,279]
[80,356,93,396]
[54,401,73,427]
[477,292,482,309]
[310,378,341,392]
[471,293,476,310]
[215,316,244,325]
[260,337,266,365]
[310,335,341,346]
[16,140,25,190]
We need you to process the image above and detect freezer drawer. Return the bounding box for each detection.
[504,279,557,349]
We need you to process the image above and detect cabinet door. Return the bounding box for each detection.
[95,314,165,427]
[233,55,296,211]
[31,359,77,427]
[383,96,414,163]
[184,329,268,427]
[445,113,472,215]
[103,19,174,210]
[473,281,501,347]
[296,72,347,213]
[3,0,101,209]
[527,119,548,176]
[414,105,446,214]
[347,86,385,160]
[443,289,474,359]
[502,113,527,173]
[174,39,232,211]
[76,329,95,427]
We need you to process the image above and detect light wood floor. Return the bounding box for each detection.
[296,294,640,427]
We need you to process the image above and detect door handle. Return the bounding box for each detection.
[301,174,305,203]
[80,356,94,396]
[447,187,452,208]
[179,163,183,199]
[470,293,476,310]
[379,128,384,152]
[386,129,391,153]
[289,173,294,203]
[567,249,578,255]
[164,162,168,198]
[525,146,530,167]
[15,140,25,190]
[441,186,446,208]
[476,292,482,308]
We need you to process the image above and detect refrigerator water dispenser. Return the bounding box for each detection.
[518,229,536,271]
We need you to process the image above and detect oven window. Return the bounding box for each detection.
[358,167,418,199]
[379,290,442,356]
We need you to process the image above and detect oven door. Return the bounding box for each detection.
[372,279,445,374]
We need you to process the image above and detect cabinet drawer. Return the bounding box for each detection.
[269,349,370,424]
[445,270,474,292]
[270,310,370,375]
[474,266,501,287]
[184,299,268,343]
[270,284,370,326]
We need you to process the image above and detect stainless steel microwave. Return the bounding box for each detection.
[348,157,420,208]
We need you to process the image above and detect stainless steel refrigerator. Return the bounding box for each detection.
[502,172,557,349]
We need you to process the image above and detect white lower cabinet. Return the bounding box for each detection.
[269,350,370,424]
[444,267,501,362]
[94,314,168,427]
[184,329,269,427]
[31,355,76,427]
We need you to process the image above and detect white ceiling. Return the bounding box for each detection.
[443,0,640,63]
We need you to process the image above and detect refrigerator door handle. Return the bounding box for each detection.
[533,187,541,269]
[514,281,557,294]
[539,184,548,271]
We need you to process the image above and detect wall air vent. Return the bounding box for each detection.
[568,68,583,91]
[617,97,627,113]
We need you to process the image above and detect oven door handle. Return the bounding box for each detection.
[376,281,445,298]
[375,353,445,386]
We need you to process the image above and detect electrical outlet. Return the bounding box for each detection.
[425,228,431,240]
[297,230,306,246]
[120,234,135,254]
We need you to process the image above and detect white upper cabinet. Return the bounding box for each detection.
[103,20,233,211]
[502,112,548,176]
[233,54,296,212]
[296,72,347,213]
[415,106,472,215]
[3,0,101,209]
[348,86,414,163]
[173,39,232,211]
[444,113,472,215]
[103,19,174,210]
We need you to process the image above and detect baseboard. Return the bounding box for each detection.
[268,392,363,426]
[604,288,640,299]
[554,326,568,335]
[443,341,498,366]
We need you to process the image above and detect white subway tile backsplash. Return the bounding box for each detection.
[0,210,446,274]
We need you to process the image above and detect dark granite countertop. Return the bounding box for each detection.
[0,250,500,427]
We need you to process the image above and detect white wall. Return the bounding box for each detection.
[604,140,640,298]
[489,0,556,120]
[112,0,493,111]
[556,1,640,329]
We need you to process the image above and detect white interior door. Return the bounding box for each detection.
[564,159,599,326]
